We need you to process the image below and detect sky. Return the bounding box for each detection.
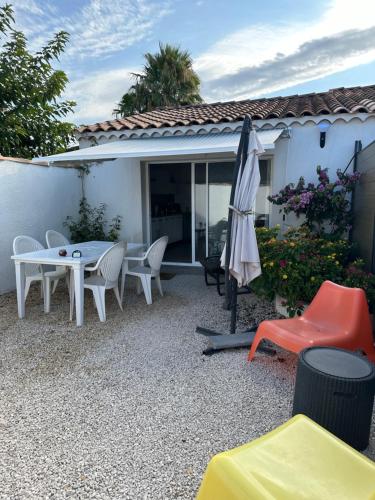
[7,0,375,125]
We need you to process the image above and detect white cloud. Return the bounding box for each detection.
[11,0,58,16]
[64,0,172,59]
[10,0,58,48]
[12,0,172,59]
[195,0,375,100]
[65,68,136,125]
[206,27,375,101]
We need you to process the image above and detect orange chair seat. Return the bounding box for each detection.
[248,281,375,362]
[259,318,353,352]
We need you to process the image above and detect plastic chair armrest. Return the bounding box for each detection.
[124,256,146,262]
[85,264,98,272]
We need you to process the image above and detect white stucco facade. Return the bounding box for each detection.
[77,113,375,233]
[270,115,375,227]
[83,158,143,243]
[0,160,80,293]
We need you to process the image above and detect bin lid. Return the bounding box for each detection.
[303,348,374,379]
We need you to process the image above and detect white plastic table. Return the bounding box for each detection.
[12,241,144,326]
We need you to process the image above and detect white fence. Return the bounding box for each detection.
[0,159,80,293]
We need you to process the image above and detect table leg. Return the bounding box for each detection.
[44,277,51,313]
[69,268,74,321]
[73,265,84,327]
[15,261,26,319]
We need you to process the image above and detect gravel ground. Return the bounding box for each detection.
[0,274,373,499]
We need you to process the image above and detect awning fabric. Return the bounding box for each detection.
[34,130,284,164]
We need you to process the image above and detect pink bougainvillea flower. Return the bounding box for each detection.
[279,259,287,268]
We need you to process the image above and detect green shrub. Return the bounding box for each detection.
[253,226,375,316]
[343,260,375,312]
[64,198,122,243]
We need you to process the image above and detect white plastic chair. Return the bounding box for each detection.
[46,229,71,286]
[13,235,67,311]
[78,241,126,322]
[120,236,168,305]
[46,229,70,248]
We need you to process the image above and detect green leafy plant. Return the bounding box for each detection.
[0,4,76,158]
[343,259,375,311]
[64,198,122,243]
[252,226,375,316]
[268,166,360,238]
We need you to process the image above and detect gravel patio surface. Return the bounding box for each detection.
[0,273,374,499]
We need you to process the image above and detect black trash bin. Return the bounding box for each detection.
[292,347,375,451]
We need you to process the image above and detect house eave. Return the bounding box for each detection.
[76,112,374,146]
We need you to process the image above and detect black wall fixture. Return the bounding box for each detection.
[318,122,330,148]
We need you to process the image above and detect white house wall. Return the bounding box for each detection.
[83,158,143,244]
[270,117,375,228]
[0,161,80,293]
[78,113,375,239]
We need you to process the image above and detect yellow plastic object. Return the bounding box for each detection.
[197,415,375,500]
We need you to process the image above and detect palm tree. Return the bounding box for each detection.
[113,43,202,117]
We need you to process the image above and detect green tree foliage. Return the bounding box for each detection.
[114,43,202,117]
[0,4,76,158]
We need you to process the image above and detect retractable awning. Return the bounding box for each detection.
[34,130,285,164]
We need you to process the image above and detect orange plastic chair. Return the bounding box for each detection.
[248,281,375,362]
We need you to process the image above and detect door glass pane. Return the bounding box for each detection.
[194,163,206,262]
[149,163,192,263]
[208,161,235,256]
[255,159,271,228]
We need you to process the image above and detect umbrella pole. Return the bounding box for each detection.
[195,116,275,356]
[225,117,251,337]
[229,277,238,334]
[223,115,252,311]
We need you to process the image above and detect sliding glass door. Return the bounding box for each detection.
[194,163,206,262]
[207,161,235,257]
[193,159,271,262]
[149,163,192,263]
[149,159,271,265]
[193,161,236,260]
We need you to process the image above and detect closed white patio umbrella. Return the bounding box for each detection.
[220,128,264,286]
[196,116,275,356]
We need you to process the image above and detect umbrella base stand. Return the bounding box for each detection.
[196,280,275,356]
[196,325,276,357]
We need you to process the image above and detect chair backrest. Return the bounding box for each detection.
[46,230,70,248]
[146,236,168,272]
[13,235,44,277]
[303,280,372,335]
[98,241,126,283]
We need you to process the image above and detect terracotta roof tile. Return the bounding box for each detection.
[78,84,375,134]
